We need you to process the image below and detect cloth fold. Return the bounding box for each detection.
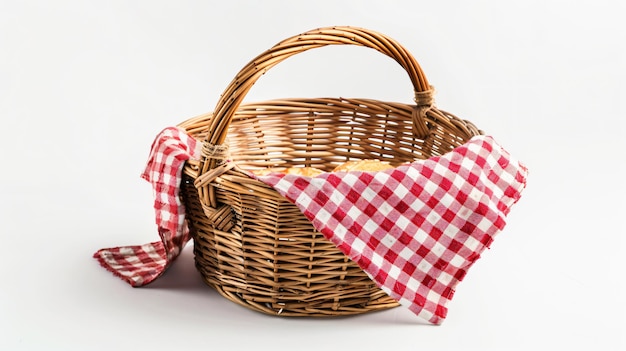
[94,127,527,325]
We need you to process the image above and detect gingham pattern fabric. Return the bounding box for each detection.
[93,127,201,286]
[254,135,527,324]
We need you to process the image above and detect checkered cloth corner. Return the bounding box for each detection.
[93,127,201,287]
[255,135,528,324]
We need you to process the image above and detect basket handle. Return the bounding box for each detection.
[205,26,433,147]
[196,26,434,207]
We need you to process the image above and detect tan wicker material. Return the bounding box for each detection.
[178,26,483,317]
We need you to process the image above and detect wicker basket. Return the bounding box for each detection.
[178,26,482,317]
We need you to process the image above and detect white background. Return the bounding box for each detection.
[1,1,625,350]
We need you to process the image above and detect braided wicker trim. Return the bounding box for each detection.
[202,141,230,161]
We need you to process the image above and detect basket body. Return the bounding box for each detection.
[179,98,482,316]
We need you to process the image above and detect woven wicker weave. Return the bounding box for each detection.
[178,26,482,316]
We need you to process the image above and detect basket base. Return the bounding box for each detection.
[194,258,400,317]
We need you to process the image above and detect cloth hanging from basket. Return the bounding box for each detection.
[94,126,527,325]
[93,127,201,286]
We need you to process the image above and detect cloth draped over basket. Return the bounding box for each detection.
[94,126,527,325]
[94,128,201,286]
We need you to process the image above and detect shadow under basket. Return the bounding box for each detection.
[177,26,483,317]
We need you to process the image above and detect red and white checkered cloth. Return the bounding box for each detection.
[93,127,201,286]
[255,136,527,324]
[94,127,527,325]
